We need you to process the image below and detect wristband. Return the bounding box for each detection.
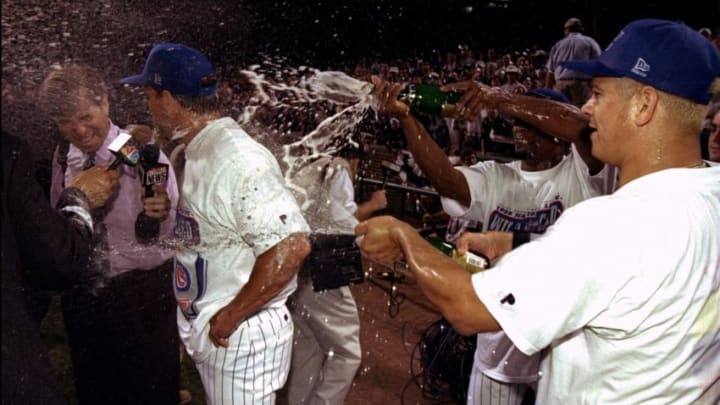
[512,232,531,249]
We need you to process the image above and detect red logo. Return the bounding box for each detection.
[177,299,191,311]
[175,264,188,289]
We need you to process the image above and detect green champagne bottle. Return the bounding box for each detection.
[398,84,463,116]
[424,235,489,273]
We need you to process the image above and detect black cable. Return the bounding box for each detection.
[400,318,476,405]
[370,262,407,318]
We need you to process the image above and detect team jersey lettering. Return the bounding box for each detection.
[487,199,564,233]
[174,254,208,320]
[175,208,200,245]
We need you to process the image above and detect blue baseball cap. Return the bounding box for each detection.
[120,43,217,97]
[515,88,570,143]
[528,88,571,104]
[560,19,720,104]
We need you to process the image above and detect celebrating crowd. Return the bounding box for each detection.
[2,16,719,405]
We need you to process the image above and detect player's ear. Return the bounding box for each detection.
[632,86,658,127]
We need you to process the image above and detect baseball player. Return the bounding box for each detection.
[371,80,615,404]
[122,43,311,404]
[358,19,720,404]
[285,145,386,405]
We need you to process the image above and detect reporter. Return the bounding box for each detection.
[38,62,180,405]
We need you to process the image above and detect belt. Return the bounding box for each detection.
[557,78,591,81]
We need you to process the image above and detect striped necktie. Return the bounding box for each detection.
[83,152,96,170]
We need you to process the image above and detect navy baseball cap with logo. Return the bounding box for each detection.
[121,43,217,97]
[560,19,720,104]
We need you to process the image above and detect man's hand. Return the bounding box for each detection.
[370,75,410,118]
[455,231,513,261]
[142,185,171,221]
[68,166,120,209]
[441,80,507,122]
[208,305,240,348]
[355,215,412,265]
[367,189,388,211]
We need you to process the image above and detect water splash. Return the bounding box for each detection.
[233,63,375,208]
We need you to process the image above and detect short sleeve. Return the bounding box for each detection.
[471,196,636,355]
[228,151,309,256]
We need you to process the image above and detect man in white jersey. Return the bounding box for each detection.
[358,19,720,404]
[285,144,387,405]
[121,43,311,404]
[370,77,612,403]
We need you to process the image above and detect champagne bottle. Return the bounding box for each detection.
[398,84,462,116]
[425,235,489,273]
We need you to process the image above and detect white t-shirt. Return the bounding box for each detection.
[173,118,310,362]
[441,145,612,383]
[473,164,720,404]
[289,156,358,234]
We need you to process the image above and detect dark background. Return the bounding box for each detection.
[3,0,717,78]
[2,0,718,158]
[252,0,718,67]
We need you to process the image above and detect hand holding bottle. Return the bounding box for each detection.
[455,231,513,262]
[425,235,489,273]
[370,75,410,118]
[355,215,409,265]
[441,80,509,122]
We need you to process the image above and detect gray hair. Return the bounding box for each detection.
[37,63,107,119]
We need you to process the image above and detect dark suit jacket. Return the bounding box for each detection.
[1,131,93,404]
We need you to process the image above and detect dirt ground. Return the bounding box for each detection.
[345,261,460,405]
[43,258,465,405]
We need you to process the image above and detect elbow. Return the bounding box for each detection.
[443,312,479,336]
[441,295,499,336]
[285,233,312,274]
[297,234,312,264]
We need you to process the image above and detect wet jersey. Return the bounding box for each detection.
[173,117,309,362]
[473,164,720,403]
[441,144,613,383]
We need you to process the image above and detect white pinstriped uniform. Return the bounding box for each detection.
[196,306,294,404]
[173,118,310,404]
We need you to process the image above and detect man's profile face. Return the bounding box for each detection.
[583,77,630,166]
[513,125,565,162]
[54,95,110,153]
[709,111,720,162]
[143,87,175,144]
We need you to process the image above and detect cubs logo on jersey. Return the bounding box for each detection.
[174,253,208,320]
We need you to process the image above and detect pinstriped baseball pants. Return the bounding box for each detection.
[466,371,532,405]
[196,306,294,405]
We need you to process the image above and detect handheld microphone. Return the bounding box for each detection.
[134,144,169,243]
[107,132,141,170]
[380,160,402,189]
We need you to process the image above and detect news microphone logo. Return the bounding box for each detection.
[135,144,168,243]
[138,144,169,197]
[107,132,140,170]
